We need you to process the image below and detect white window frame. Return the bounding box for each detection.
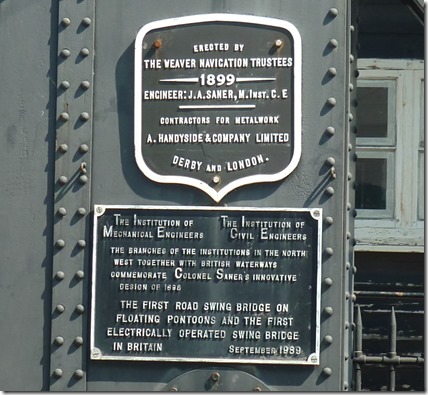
[354,59,424,252]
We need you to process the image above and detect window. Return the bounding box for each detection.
[354,60,424,252]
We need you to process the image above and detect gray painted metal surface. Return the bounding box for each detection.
[0,0,355,391]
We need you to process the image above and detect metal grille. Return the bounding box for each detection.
[353,305,424,391]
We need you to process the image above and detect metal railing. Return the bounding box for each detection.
[353,305,424,391]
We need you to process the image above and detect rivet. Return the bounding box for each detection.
[57,207,67,216]
[74,369,84,379]
[355,69,360,78]
[79,175,88,184]
[74,336,84,346]
[324,335,333,344]
[353,266,357,274]
[60,48,71,58]
[324,216,334,225]
[329,8,339,17]
[348,172,353,180]
[325,186,335,196]
[329,39,338,48]
[77,207,87,216]
[350,54,355,63]
[326,157,335,166]
[58,175,68,185]
[345,291,350,299]
[80,47,90,57]
[324,247,334,256]
[345,261,351,270]
[345,321,350,329]
[352,293,357,302]
[347,202,352,211]
[153,39,162,49]
[80,80,91,89]
[327,97,336,107]
[353,209,358,218]
[55,304,65,314]
[61,17,71,27]
[325,126,335,136]
[75,270,85,280]
[54,336,65,346]
[322,367,332,377]
[346,232,351,239]
[53,368,63,378]
[77,239,86,248]
[274,39,283,48]
[211,372,220,381]
[169,387,178,392]
[80,112,90,121]
[55,271,65,281]
[349,113,354,121]
[328,67,337,77]
[75,304,85,314]
[323,277,333,286]
[344,353,349,361]
[324,306,334,316]
[60,80,70,90]
[59,112,69,121]
[344,382,349,390]
[253,387,262,392]
[58,143,68,153]
[82,17,92,26]
[213,175,220,184]
[55,239,65,249]
[79,144,89,153]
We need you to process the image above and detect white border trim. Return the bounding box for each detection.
[134,14,302,202]
[90,205,321,365]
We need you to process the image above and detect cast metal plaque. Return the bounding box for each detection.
[134,15,302,202]
[90,205,321,365]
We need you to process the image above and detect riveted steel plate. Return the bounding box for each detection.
[135,14,302,202]
[91,205,321,365]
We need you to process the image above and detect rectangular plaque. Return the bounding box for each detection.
[90,205,321,365]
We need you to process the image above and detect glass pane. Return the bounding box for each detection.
[357,87,388,138]
[356,158,387,210]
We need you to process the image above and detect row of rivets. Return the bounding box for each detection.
[52,6,94,390]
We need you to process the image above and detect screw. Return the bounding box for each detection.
[212,175,220,184]
[153,39,162,49]
[80,48,90,57]
[60,80,70,90]
[325,126,335,136]
[57,207,67,216]
[56,239,66,249]
[75,304,85,314]
[325,186,335,196]
[55,304,65,314]
[55,271,65,281]
[59,112,69,121]
[82,17,92,26]
[79,144,89,153]
[74,369,84,379]
[60,48,71,58]
[75,270,85,280]
[211,372,220,381]
[80,80,91,89]
[58,143,68,153]
[80,112,90,121]
[323,277,333,286]
[61,17,71,27]
[274,39,283,48]
[77,207,87,216]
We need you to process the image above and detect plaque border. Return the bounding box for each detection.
[90,205,321,365]
[134,14,302,202]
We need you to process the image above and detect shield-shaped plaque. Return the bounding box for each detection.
[135,14,301,202]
